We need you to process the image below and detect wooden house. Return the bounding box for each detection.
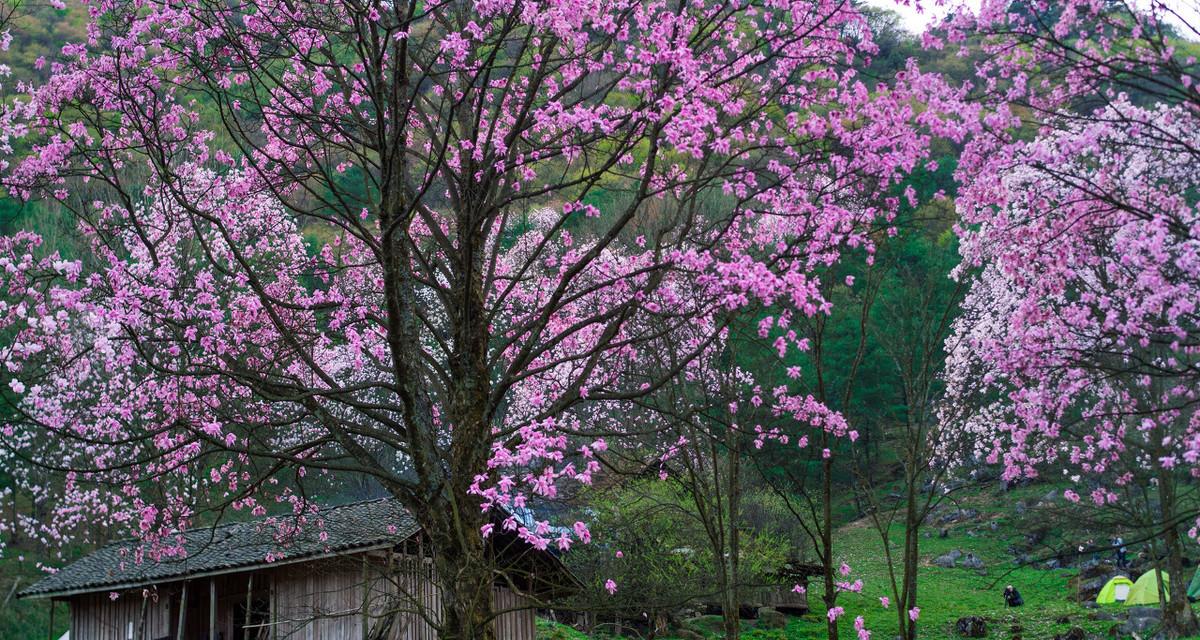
[19,499,576,640]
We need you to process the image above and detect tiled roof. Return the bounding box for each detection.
[20,499,419,598]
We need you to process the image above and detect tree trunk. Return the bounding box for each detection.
[1157,471,1199,638]
[424,505,496,640]
[898,462,922,640]
[721,422,743,640]
[821,434,839,640]
[717,520,740,640]
[901,505,920,640]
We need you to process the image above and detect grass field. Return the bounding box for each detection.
[538,482,1200,639]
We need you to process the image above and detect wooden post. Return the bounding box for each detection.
[176,583,188,640]
[361,556,370,640]
[269,575,277,640]
[136,593,149,640]
[245,573,254,637]
[209,578,217,640]
[46,600,54,640]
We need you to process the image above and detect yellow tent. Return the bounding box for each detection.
[1125,569,1170,606]
[1096,575,1134,604]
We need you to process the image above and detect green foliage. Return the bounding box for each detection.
[558,482,1200,639]
[565,481,799,624]
[0,555,69,640]
[537,618,592,640]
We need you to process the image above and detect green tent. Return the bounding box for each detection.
[1125,569,1170,606]
[1096,575,1134,604]
[1187,570,1200,602]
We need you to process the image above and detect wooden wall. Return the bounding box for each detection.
[67,552,538,640]
[70,590,173,640]
[270,554,536,640]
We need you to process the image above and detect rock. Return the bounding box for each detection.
[1081,601,1099,609]
[1120,616,1160,635]
[757,607,786,629]
[1015,501,1027,515]
[1120,608,1162,635]
[1088,611,1121,622]
[955,616,988,638]
[676,630,705,640]
[940,528,950,539]
[990,521,1000,531]
[934,553,958,568]
[1053,627,1086,640]
[947,549,964,560]
[1055,615,1072,624]
[738,602,761,619]
[1083,562,1117,580]
[938,508,980,524]
[1126,607,1162,621]
[1025,528,1048,546]
[1075,577,1108,602]
[1041,489,1060,504]
[961,553,986,570]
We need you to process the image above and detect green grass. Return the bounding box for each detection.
[542,483,1200,639]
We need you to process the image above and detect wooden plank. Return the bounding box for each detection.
[361,557,369,640]
[270,574,277,640]
[209,579,217,640]
[136,594,148,640]
[176,582,188,640]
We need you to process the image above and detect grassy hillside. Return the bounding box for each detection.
[539,482,1200,640]
[0,553,69,640]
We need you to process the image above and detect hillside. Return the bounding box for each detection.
[539,481,1200,640]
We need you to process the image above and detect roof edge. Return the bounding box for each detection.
[18,541,401,600]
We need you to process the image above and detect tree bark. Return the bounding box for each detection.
[424,506,496,640]
[821,433,839,640]
[1156,469,1199,638]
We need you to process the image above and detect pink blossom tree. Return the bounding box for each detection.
[0,0,961,636]
[939,2,1200,634]
[947,98,1200,636]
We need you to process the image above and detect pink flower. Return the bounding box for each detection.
[855,615,871,640]
[828,606,845,622]
[880,596,890,609]
[604,579,617,595]
[908,607,920,622]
